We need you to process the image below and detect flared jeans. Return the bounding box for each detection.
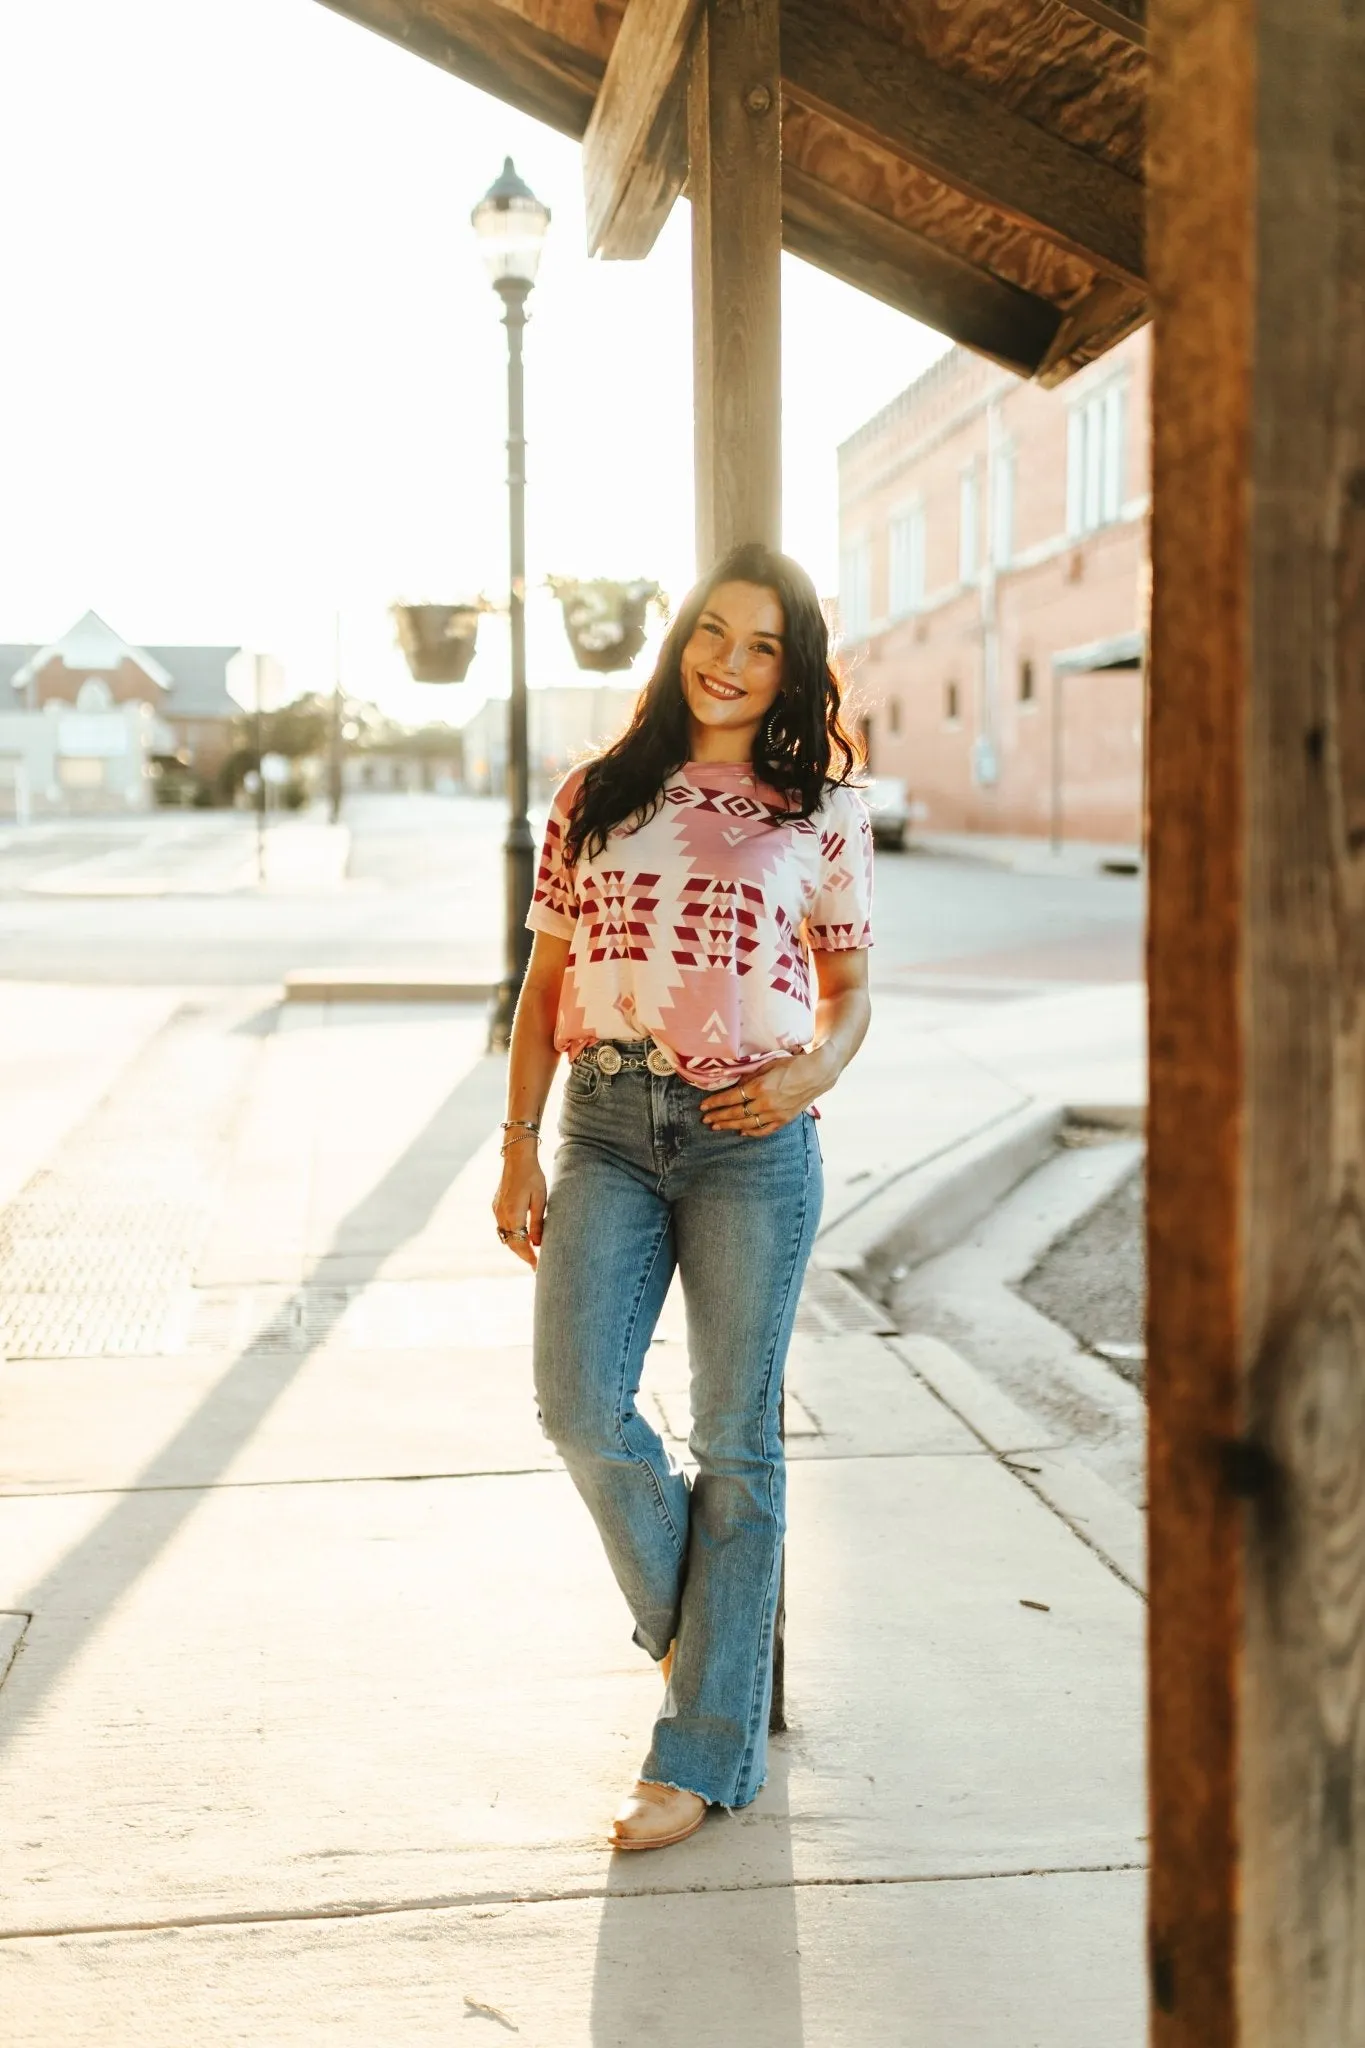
[532,1051,823,1810]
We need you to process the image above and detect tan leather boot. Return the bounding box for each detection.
[660,1640,676,1685]
[609,1780,707,1851]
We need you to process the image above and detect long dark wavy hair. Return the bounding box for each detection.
[565,542,862,863]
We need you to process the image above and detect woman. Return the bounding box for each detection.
[493,542,873,1851]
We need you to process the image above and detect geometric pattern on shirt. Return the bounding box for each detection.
[580,868,661,963]
[671,784,804,876]
[770,901,812,1003]
[532,812,578,925]
[526,764,874,1089]
[818,826,856,900]
[808,916,872,949]
[664,782,784,828]
[672,874,764,974]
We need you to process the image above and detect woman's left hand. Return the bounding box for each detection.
[701,1047,834,1138]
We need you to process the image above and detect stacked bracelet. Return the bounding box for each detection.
[500,1117,541,1156]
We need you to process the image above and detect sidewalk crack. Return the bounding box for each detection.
[0,1861,1150,1945]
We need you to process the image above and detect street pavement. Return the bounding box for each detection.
[0,791,1143,988]
[0,797,1148,2043]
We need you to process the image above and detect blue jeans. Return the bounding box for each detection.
[533,1050,823,1810]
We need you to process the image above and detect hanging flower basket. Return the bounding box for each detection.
[391,602,485,683]
[547,578,668,674]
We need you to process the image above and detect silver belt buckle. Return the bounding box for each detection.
[646,1045,674,1076]
[595,1044,623,1075]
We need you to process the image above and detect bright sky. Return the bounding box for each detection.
[1,0,949,725]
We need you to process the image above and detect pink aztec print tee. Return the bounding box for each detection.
[526,760,874,1089]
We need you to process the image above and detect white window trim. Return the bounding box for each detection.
[839,531,873,641]
[887,496,927,620]
[1067,374,1129,540]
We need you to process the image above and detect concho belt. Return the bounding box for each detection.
[578,1041,676,1077]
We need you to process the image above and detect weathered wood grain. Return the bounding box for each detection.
[782,0,1145,286]
[316,0,602,137]
[1147,0,1365,2039]
[688,0,782,567]
[782,101,1098,311]
[582,0,698,258]
[843,0,1147,180]
[1061,0,1146,47]
[782,167,1061,379]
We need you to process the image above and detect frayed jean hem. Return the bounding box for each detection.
[639,1772,766,1815]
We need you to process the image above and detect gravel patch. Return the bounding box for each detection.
[1016,1161,1146,1388]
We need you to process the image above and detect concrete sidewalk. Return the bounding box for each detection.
[0,986,1147,2044]
[913,830,1144,878]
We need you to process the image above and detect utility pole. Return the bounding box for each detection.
[253,650,266,887]
[329,612,344,826]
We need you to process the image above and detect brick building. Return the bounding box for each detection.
[0,612,284,815]
[838,329,1150,846]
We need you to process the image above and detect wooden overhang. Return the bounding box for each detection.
[315,0,1148,386]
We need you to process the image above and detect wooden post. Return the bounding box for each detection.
[1147,0,1365,2040]
[687,0,786,1730]
[687,0,781,569]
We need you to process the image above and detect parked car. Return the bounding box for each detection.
[150,755,204,808]
[864,775,912,850]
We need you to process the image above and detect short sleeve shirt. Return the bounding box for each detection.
[526,760,874,1089]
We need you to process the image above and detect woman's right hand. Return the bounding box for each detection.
[492,1142,548,1270]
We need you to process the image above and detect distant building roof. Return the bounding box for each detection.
[0,645,36,694]
[11,610,173,692]
[143,645,242,719]
[5,613,249,720]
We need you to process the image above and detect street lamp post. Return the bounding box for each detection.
[473,158,551,1052]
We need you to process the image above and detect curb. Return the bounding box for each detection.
[890,1334,1146,1595]
[818,1098,1148,1597]
[814,1100,1063,1295]
[283,972,498,1004]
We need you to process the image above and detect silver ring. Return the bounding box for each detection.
[498,1226,529,1242]
[740,1089,751,1105]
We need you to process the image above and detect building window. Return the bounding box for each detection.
[1067,379,1127,537]
[959,465,979,583]
[888,697,903,736]
[840,535,872,640]
[75,677,113,712]
[944,680,960,725]
[991,444,1016,567]
[888,502,926,617]
[1019,658,1036,705]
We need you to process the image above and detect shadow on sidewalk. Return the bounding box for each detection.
[0,1048,505,1754]
[588,1750,803,2042]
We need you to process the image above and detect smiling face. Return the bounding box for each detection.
[678,580,786,761]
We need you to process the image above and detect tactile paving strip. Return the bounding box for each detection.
[795,1264,897,1337]
[0,1002,258,1359]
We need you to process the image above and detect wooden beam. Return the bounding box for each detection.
[782,168,1062,380]
[1059,0,1147,47]
[1146,0,1365,2040]
[315,0,601,140]
[781,0,1146,289]
[689,0,782,568]
[1035,276,1148,386]
[583,0,699,260]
